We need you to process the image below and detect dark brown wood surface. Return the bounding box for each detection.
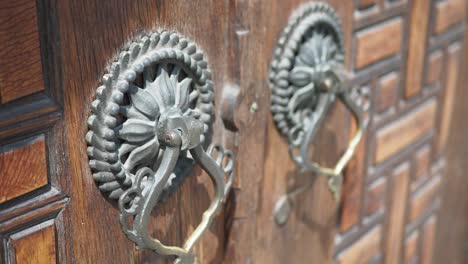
[0,0,466,263]
[434,3,468,263]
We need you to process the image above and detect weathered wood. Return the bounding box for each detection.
[0,135,48,203]
[0,0,466,263]
[375,100,437,163]
[355,18,402,69]
[0,0,44,103]
[384,163,410,264]
[404,230,419,264]
[404,0,430,98]
[10,222,56,264]
[377,72,398,113]
[434,0,466,34]
[337,226,382,264]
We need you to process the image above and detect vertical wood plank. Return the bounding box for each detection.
[421,216,436,264]
[384,163,410,264]
[404,0,430,98]
[438,43,462,153]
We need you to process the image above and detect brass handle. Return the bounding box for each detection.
[286,66,369,199]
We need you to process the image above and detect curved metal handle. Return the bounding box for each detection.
[288,67,368,199]
[273,68,369,225]
[287,67,369,199]
[118,116,234,264]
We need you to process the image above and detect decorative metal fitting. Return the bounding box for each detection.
[269,2,369,224]
[86,31,234,263]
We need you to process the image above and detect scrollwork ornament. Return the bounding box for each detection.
[86,30,234,263]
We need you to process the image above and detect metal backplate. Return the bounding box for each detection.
[86,31,234,264]
[269,2,369,216]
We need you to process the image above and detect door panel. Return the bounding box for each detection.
[0,0,466,263]
[336,0,465,263]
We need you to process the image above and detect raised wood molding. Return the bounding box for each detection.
[0,135,48,203]
[355,18,402,69]
[10,221,56,264]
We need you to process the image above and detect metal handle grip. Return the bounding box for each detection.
[287,67,369,199]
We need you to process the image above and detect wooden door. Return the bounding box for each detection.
[0,0,466,263]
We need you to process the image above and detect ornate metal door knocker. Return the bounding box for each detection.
[86,31,235,264]
[269,2,369,224]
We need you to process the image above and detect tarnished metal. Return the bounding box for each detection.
[270,2,369,221]
[86,31,234,264]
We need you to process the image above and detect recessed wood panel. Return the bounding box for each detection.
[385,163,410,264]
[434,0,466,34]
[426,51,443,85]
[378,72,399,112]
[409,177,441,223]
[365,178,386,217]
[414,146,431,182]
[404,0,430,98]
[404,231,419,263]
[337,226,382,264]
[0,0,45,103]
[10,222,56,264]
[438,43,461,153]
[375,100,437,163]
[357,0,377,10]
[421,216,436,264]
[0,135,48,203]
[355,18,402,69]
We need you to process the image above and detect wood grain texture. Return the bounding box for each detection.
[438,43,461,153]
[434,8,468,264]
[337,226,382,264]
[434,0,466,34]
[404,230,419,264]
[413,145,431,182]
[365,177,386,217]
[0,135,48,203]
[421,216,436,264]
[58,1,231,263]
[384,163,410,264]
[404,0,430,98]
[375,99,437,163]
[355,18,402,69]
[245,1,353,263]
[10,222,56,264]
[0,0,463,263]
[425,50,443,85]
[409,177,440,223]
[0,0,44,103]
[378,72,398,112]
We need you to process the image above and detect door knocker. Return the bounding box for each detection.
[269,3,369,224]
[86,31,234,263]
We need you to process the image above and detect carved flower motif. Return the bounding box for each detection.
[288,31,341,124]
[116,65,195,174]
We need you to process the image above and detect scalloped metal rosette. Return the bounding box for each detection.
[269,2,345,139]
[86,31,214,201]
[269,3,370,212]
